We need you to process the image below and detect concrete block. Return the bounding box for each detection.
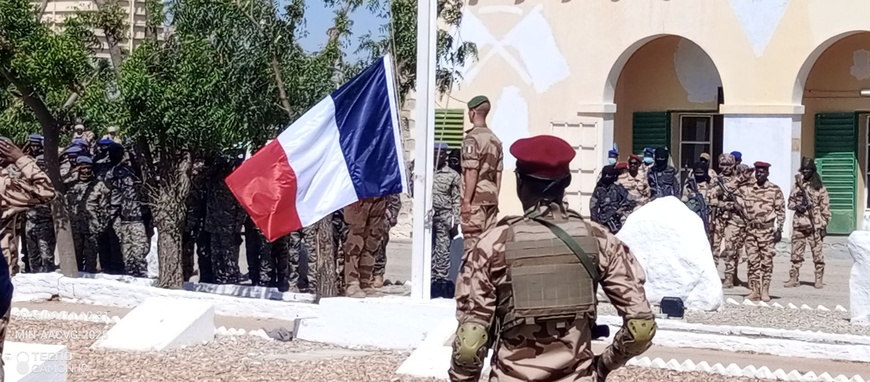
[2,342,68,382]
[296,296,454,349]
[12,273,62,302]
[92,297,215,352]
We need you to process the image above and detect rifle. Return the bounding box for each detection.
[795,174,816,232]
[714,175,748,221]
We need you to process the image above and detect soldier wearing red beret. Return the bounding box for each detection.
[736,160,785,302]
[450,135,656,382]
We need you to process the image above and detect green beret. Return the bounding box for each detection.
[467,95,489,109]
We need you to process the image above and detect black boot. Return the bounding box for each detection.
[443,280,455,298]
[430,280,444,299]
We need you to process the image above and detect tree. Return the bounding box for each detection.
[0,0,107,277]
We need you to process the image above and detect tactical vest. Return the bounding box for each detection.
[495,210,600,333]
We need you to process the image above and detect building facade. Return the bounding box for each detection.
[422,0,870,236]
[37,0,161,60]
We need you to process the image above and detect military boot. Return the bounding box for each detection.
[372,275,384,289]
[814,269,824,289]
[722,275,734,289]
[783,267,799,288]
[745,280,761,301]
[345,282,367,298]
[761,280,771,302]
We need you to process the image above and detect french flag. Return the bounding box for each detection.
[226,55,407,241]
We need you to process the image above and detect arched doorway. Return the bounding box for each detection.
[611,35,724,181]
[798,31,870,233]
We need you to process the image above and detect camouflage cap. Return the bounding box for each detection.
[467,95,489,109]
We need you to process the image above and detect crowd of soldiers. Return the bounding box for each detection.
[592,146,832,302]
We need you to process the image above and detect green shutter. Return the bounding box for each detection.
[632,112,671,155]
[814,112,858,234]
[435,109,465,149]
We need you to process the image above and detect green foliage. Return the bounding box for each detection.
[357,0,477,104]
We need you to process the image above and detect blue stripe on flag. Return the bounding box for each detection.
[330,57,404,199]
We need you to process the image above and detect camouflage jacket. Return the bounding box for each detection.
[67,179,111,233]
[589,183,634,226]
[451,204,654,382]
[647,166,681,200]
[204,177,246,233]
[737,180,786,233]
[433,165,460,219]
[461,126,503,206]
[681,179,712,206]
[1,156,56,276]
[385,193,401,227]
[788,178,831,231]
[105,163,144,222]
[617,171,650,209]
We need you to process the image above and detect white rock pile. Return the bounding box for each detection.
[847,231,870,324]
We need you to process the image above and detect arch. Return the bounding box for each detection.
[603,34,725,104]
[793,30,870,105]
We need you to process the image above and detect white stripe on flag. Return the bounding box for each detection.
[277,97,358,226]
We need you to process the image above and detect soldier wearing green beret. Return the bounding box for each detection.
[459,96,503,258]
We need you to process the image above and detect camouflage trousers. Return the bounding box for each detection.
[343,197,387,287]
[209,230,241,284]
[113,219,149,278]
[711,215,728,264]
[333,211,348,290]
[790,228,824,280]
[196,231,213,283]
[373,220,390,277]
[461,205,498,258]
[289,216,334,291]
[244,220,290,288]
[432,209,452,281]
[722,222,747,279]
[71,222,99,273]
[1,218,21,277]
[746,227,776,285]
[25,218,56,273]
[181,228,197,282]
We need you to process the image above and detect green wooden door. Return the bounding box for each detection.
[814,113,858,234]
[435,109,465,149]
[632,112,671,155]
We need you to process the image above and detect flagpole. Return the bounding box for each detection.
[411,0,437,301]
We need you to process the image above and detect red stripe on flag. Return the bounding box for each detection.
[225,140,302,241]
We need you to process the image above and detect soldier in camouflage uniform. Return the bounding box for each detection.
[450,135,655,382]
[342,196,387,298]
[710,163,753,288]
[785,157,831,289]
[244,219,291,291]
[617,154,650,212]
[372,193,401,288]
[431,143,461,297]
[0,137,57,380]
[181,159,208,282]
[736,161,785,302]
[460,96,503,256]
[332,210,348,291]
[203,157,246,284]
[647,147,681,200]
[288,217,334,293]
[708,153,737,266]
[590,165,635,234]
[24,155,56,273]
[640,147,654,178]
[105,144,149,277]
[66,156,109,273]
[20,134,45,274]
[682,162,712,239]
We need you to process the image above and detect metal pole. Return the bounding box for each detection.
[410,0,437,300]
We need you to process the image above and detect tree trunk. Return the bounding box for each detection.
[1,68,78,277]
[314,216,338,301]
[153,154,191,289]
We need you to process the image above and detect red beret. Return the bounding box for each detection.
[629,154,642,161]
[615,162,628,170]
[754,161,771,168]
[511,135,575,179]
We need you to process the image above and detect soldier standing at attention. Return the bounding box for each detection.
[708,153,736,263]
[204,156,246,284]
[617,154,650,211]
[647,147,681,200]
[738,162,785,302]
[699,152,717,179]
[24,154,56,273]
[682,162,712,236]
[590,165,634,234]
[372,193,401,288]
[785,157,831,289]
[460,95,503,255]
[712,163,753,288]
[342,196,387,298]
[431,142,461,298]
[67,156,108,273]
[0,137,56,381]
[449,135,655,382]
[105,144,149,277]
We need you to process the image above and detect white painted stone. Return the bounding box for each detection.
[819,373,834,382]
[772,369,788,380]
[726,298,740,305]
[650,358,667,368]
[635,357,652,367]
[743,299,756,306]
[851,376,866,382]
[757,301,769,307]
[724,363,742,376]
[92,297,215,352]
[801,304,813,310]
[836,305,848,312]
[773,302,784,309]
[818,305,830,312]
[787,370,804,380]
[833,376,850,382]
[802,371,818,381]
[711,363,726,374]
[740,365,756,377]
[616,197,723,311]
[2,341,68,382]
[665,359,681,370]
[788,303,799,309]
[696,361,711,372]
[755,366,772,379]
[847,231,870,324]
[679,359,695,370]
[146,229,159,278]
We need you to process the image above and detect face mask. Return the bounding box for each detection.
[607,158,616,165]
[643,157,653,165]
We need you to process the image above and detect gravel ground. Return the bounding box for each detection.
[597,303,870,336]
[6,318,767,382]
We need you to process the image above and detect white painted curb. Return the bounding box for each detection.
[628,356,867,382]
[724,297,849,313]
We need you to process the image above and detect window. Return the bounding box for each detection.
[679,115,714,180]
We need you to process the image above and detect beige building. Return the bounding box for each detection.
[414,0,870,237]
[37,0,161,60]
